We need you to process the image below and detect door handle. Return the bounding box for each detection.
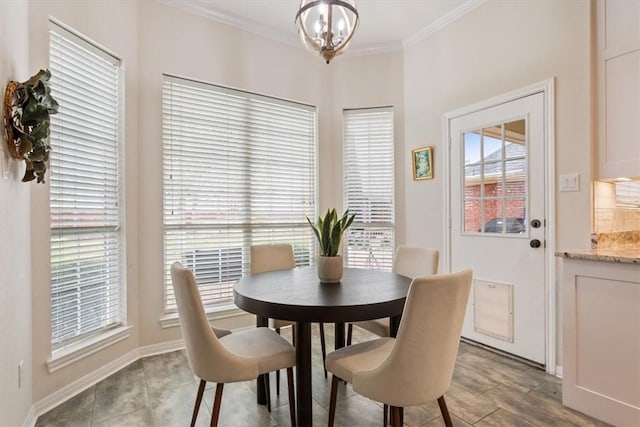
[530,239,541,248]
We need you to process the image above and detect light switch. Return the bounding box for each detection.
[559,173,580,192]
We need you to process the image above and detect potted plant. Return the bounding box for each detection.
[306,208,355,283]
[3,69,59,183]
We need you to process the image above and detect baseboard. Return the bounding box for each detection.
[27,338,192,426]
[138,338,184,358]
[22,405,37,427]
[31,348,140,422]
[555,365,563,378]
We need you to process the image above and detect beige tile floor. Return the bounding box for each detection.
[35,325,609,427]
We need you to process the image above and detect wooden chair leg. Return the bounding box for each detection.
[391,406,401,427]
[319,323,327,378]
[211,383,224,427]
[286,367,296,427]
[383,404,388,427]
[191,379,206,427]
[328,375,340,427]
[292,324,295,346]
[275,328,281,395]
[347,323,353,346]
[438,396,452,427]
[264,372,272,412]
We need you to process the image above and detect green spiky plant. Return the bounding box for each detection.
[4,69,59,183]
[306,209,356,257]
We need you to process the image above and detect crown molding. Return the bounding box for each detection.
[157,0,300,48]
[344,40,403,58]
[403,0,488,48]
[157,0,487,57]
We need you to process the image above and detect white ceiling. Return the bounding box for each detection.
[159,0,485,55]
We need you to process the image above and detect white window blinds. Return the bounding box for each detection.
[162,76,317,311]
[49,23,123,350]
[343,107,395,269]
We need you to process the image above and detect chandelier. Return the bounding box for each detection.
[295,0,359,64]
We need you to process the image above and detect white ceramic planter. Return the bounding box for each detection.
[317,256,343,283]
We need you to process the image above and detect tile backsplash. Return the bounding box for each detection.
[594,181,640,233]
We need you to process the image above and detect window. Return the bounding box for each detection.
[162,76,317,311]
[49,23,123,350]
[462,120,528,234]
[343,107,395,269]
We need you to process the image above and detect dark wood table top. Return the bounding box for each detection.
[234,266,412,323]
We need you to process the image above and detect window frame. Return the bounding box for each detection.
[47,20,127,362]
[162,75,318,313]
[343,106,396,270]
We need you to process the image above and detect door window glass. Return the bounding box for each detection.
[463,119,527,235]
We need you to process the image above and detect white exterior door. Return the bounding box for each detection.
[448,92,546,365]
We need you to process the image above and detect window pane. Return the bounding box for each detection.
[464,165,481,196]
[483,200,504,233]
[49,22,122,350]
[162,76,317,311]
[483,126,502,160]
[343,108,395,270]
[505,119,526,159]
[464,131,481,165]
[504,159,526,197]
[464,199,481,233]
[484,161,503,197]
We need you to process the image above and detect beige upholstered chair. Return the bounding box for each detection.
[251,244,329,383]
[347,245,439,345]
[326,269,472,427]
[171,262,296,427]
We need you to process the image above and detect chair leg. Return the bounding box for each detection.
[286,367,296,427]
[347,323,353,346]
[319,322,327,378]
[211,383,224,427]
[391,406,401,427]
[264,372,272,412]
[328,375,340,427]
[383,404,388,427]
[438,396,452,427]
[275,328,281,395]
[292,324,295,346]
[191,379,206,427]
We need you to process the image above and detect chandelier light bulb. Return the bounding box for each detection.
[295,0,359,64]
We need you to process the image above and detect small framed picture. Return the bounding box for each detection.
[412,146,433,180]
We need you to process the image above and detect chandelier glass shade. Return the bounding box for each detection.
[295,0,359,64]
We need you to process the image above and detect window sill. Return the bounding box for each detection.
[159,304,246,329]
[47,325,133,373]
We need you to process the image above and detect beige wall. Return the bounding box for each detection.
[402,0,591,366]
[0,1,33,424]
[28,0,140,401]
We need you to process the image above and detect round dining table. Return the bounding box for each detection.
[234,266,412,427]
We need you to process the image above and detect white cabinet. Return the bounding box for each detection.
[597,0,640,179]
[561,257,640,426]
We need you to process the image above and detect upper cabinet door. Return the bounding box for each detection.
[597,0,640,180]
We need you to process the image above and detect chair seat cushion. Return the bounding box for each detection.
[220,327,295,375]
[352,318,389,337]
[326,338,394,383]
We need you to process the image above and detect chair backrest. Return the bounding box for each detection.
[352,269,472,407]
[250,244,296,275]
[171,262,258,383]
[392,245,439,278]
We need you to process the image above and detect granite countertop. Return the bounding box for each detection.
[555,248,640,264]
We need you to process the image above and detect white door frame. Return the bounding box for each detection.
[443,79,556,375]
